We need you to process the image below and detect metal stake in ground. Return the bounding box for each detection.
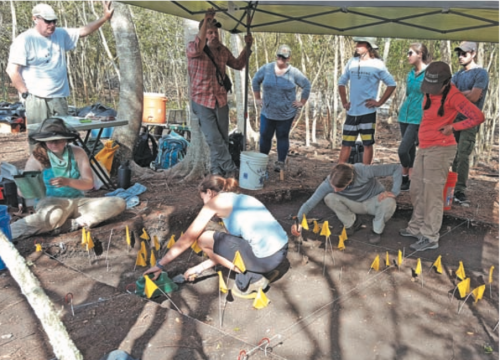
[105,229,114,272]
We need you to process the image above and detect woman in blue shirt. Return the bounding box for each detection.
[145,175,288,299]
[397,43,430,190]
[252,44,311,172]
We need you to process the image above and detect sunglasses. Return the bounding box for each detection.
[407,51,416,57]
[277,55,289,60]
[456,51,469,58]
[37,16,57,25]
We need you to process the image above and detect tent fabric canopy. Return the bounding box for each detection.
[123,1,498,42]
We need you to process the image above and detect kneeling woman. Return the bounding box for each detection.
[11,118,126,239]
[145,175,288,298]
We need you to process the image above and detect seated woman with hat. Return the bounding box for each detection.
[11,118,126,239]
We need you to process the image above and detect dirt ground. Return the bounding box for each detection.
[0,119,498,360]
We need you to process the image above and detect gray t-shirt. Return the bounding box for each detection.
[297,163,402,220]
[451,67,489,121]
[9,28,79,98]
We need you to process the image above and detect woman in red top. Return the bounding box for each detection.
[399,61,484,252]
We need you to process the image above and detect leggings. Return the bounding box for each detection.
[259,114,294,162]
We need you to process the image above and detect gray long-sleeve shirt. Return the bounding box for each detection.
[252,62,311,120]
[297,163,402,220]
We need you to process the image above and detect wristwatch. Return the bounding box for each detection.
[21,92,29,99]
[155,260,165,271]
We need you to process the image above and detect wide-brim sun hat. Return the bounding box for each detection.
[421,61,452,95]
[353,37,378,49]
[29,118,79,144]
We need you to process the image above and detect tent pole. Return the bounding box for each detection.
[242,9,251,151]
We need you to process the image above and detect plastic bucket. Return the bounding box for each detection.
[0,205,12,271]
[443,171,458,211]
[239,151,269,190]
[143,93,168,124]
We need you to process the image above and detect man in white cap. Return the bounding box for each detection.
[6,2,114,126]
[338,37,396,165]
[450,41,489,206]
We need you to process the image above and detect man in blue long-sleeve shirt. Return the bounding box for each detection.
[292,163,402,244]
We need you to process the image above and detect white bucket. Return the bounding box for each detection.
[239,151,269,190]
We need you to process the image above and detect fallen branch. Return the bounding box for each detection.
[0,230,82,360]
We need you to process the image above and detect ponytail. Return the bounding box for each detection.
[424,93,431,110]
[438,82,451,117]
[198,175,238,194]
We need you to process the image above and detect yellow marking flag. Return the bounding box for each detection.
[135,251,147,267]
[432,255,443,274]
[81,228,87,248]
[125,226,131,247]
[371,255,380,271]
[140,228,150,241]
[140,241,147,258]
[35,244,42,252]
[233,251,246,273]
[320,221,331,237]
[340,227,348,242]
[191,240,202,254]
[385,251,390,267]
[218,271,228,293]
[167,235,176,249]
[338,235,345,251]
[489,266,495,284]
[472,284,485,303]
[86,232,94,251]
[153,235,161,251]
[252,287,270,309]
[397,250,403,267]
[144,275,159,299]
[313,220,320,234]
[457,278,470,298]
[456,261,466,280]
[150,251,156,267]
[301,215,309,230]
[415,258,422,275]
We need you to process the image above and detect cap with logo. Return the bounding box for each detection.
[32,4,58,21]
[420,61,452,95]
[277,44,292,59]
[353,37,378,50]
[454,41,477,53]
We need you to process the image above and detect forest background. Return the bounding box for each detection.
[0,1,498,167]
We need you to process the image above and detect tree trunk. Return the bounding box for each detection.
[9,0,16,40]
[110,2,144,161]
[165,19,209,181]
[0,232,82,360]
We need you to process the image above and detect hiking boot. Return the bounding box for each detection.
[346,217,362,236]
[368,231,381,244]
[410,236,439,252]
[454,192,470,207]
[401,175,410,191]
[399,228,420,239]
[232,277,270,299]
[225,170,238,179]
[274,161,285,173]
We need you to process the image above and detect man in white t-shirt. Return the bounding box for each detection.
[338,37,396,165]
[6,3,114,126]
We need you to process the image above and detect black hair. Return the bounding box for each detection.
[423,80,452,117]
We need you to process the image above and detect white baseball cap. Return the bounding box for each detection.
[32,4,58,21]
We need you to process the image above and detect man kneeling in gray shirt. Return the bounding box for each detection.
[291,163,402,244]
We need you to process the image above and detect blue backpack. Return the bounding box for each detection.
[150,131,189,171]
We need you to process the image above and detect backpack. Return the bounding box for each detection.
[151,131,189,171]
[348,140,364,164]
[133,132,158,167]
[228,131,244,168]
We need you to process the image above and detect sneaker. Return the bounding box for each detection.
[346,217,362,236]
[264,269,281,283]
[51,219,80,236]
[231,277,270,299]
[401,176,410,191]
[454,192,469,206]
[274,161,285,173]
[410,236,439,252]
[399,228,420,239]
[368,231,381,244]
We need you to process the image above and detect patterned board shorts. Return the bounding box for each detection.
[342,112,376,146]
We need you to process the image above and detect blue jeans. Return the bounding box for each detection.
[398,123,419,168]
[259,114,294,162]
